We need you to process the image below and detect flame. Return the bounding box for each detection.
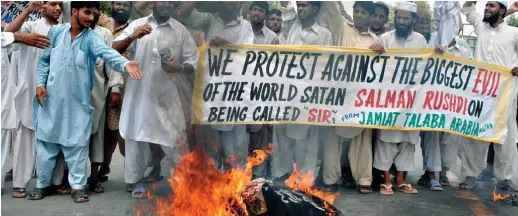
[144,142,340,215]
[284,163,340,205]
[493,187,511,201]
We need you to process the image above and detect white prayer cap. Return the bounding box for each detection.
[498,1,508,9]
[395,1,417,13]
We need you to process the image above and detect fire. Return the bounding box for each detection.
[493,187,511,202]
[144,142,339,216]
[284,163,340,205]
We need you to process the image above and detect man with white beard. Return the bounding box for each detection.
[369,1,426,196]
[458,1,518,191]
[271,1,332,184]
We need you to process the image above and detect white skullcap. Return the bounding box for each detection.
[498,1,508,9]
[396,1,418,13]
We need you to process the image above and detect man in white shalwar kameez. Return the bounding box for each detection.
[369,2,426,195]
[178,1,255,171]
[2,32,52,192]
[113,1,198,198]
[4,1,63,198]
[271,1,332,184]
[418,37,472,191]
[87,13,124,193]
[317,1,377,193]
[458,1,518,191]
[1,32,18,192]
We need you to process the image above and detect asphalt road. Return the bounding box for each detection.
[1,144,518,216]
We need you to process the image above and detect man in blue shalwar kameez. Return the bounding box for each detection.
[28,1,143,203]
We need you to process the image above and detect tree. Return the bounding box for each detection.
[508,15,518,27]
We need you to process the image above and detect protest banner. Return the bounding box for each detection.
[1,1,42,27]
[192,44,517,144]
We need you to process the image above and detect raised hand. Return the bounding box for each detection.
[508,2,518,15]
[27,1,44,13]
[36,86,48,107]
[14,33,51,49]
[125,61,143,80]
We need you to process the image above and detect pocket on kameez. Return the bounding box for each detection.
[75,50,89,69]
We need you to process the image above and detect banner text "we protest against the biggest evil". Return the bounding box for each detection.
[192,45,517,144]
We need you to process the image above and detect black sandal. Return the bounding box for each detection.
[71,190,90,203]
[50,185,71,195]
[358,185,373,194]
[89,182,105,193]
[28,188,50,200]
[12,188,27,198]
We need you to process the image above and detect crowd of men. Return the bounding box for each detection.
[1,0,518,204]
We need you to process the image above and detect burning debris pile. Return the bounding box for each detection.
[492,188,518,206]
[143,147,342,216]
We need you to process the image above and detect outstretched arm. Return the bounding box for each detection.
[90,33,142,80]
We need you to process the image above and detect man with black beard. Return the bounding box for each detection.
[266,9,282,36]
[249,1,279,45]
[458,1,518,191]
[97,1,133,183]
[369,1,427,196]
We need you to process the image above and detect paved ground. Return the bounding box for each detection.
[2,145,518,216]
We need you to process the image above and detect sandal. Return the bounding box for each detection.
[395,183,418,194]
[380,184,393,196]
[50,185,71,195]
[143,175,164,183]
[439,176,450,186]
[497,180,518,192]
[12,188,27,198]
[71,190,89,203]
[89,182,105,193]
[143,166,163,183]
[132,183,146,199]
[427,179,443,191]
[5,171,13,182]
[459,176,477,189]
[28,187,50,200]
[87,176,108,183]
[126,183,135,192]
[358,185,373,194]
[417,174,426,186]
[342,181,357,189]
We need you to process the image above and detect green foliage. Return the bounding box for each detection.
[100,1,111,15]
[508,15,518,27]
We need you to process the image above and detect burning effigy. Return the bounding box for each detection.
[141,146,342,216]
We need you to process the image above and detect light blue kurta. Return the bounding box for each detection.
[35,23,129,147]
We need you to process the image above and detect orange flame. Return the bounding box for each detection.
[284,163,340,205]
[145,142,340,215]
[493,187,511,201]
